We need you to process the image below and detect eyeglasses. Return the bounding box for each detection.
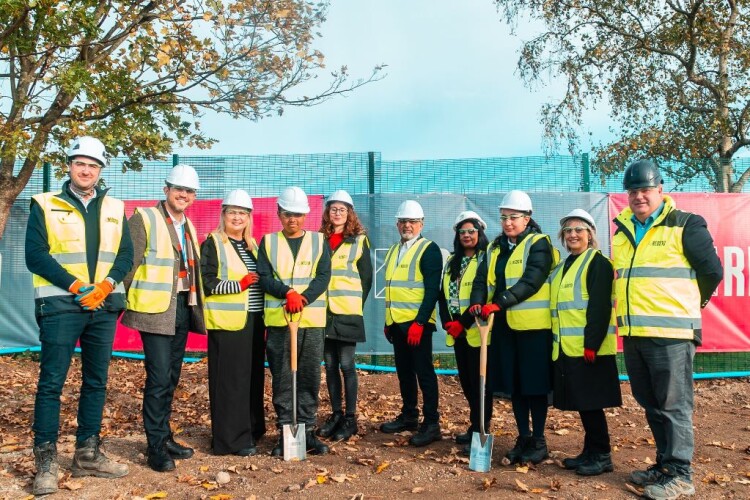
[281,211,305,219]
[457,228,477,235]
[70,160,102,170]
[225,209,250,217]
[329,207,348,215]
[562,226,589,234]
[397,218,422,225]
[499,214,527,222]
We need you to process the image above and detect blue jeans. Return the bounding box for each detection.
[623,337,696,477]
[33,310,118,446]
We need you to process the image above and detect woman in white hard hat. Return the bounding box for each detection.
[437,211,490,455]
[316,190,372,442]
[469,190,559,465]
[200,189,265,456]
[550,209,621,476]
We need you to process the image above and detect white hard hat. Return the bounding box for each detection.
[499,190,532,213]
[165,164,200,190]
[560,208,596,230]
[327,189,354,208]
[278,186,310,214]
[67,136,109,167]
[222,189,253,210]
[453,210,487,230]
[394,200,424,219]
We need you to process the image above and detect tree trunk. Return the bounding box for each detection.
[0,193,16,241]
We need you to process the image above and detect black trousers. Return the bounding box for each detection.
[454,336,492,432]
[208,312,266,454]
[140,294,190,449]
[390,323,440,425]
[580,409,611,454]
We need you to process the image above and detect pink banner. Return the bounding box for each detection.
[114,196,325,351]
[609,193,750,352]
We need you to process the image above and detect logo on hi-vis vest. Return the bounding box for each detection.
[299,260,312,265]
[651,240,666,247]
[562,283,573,289]
[511,259,523,265]
[106,217,119,224]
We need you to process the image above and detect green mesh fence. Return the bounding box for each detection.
[12,151,750,377]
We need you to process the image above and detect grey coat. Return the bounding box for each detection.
[121,202,206,335]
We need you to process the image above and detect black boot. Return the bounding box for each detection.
[271,436,283,457]
[234,437,257,457]
[380,414,419,433]
[455,427,472,445]
[306,430,329,455]
[505,435,531,464]
[33,442,59,496]
[165,434,194,459]
[562,449,589,470]
[520,436,548,464]
[317,412,343,438]
[147,443,176,472]
[576,452,614,476]
[332,415,358,441]
[409,423,441,447]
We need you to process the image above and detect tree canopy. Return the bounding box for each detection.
[495,0,750,192]
[0,0,383,238]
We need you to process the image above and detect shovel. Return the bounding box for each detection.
[469,313,495,472]
[283,312,306,461]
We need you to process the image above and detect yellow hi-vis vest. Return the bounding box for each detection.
[613,195,700,340]
[487,233,559,331]
[204,233,259,331]
[328,234,368,316]
[127,206,200,314]
[550,248,616,360]
[263,231,327,328]
[442,252,486,347]
[384,237,437,326]
[31,193,127,299]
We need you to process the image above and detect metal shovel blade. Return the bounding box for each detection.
[469,314,495,472]
[283,315,306,461]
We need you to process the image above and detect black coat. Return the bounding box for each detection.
[325,236,373,343]
[552,251,622,411]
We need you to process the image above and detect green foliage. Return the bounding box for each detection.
[495,0,750,192]
[0,0,384,237]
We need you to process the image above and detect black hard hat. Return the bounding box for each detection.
[623,160,663,190]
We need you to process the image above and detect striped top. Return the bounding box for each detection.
[210,237,264,312]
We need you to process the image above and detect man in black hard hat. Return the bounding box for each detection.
[612,160,722,500]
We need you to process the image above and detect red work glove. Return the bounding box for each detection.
[468,304,483,317]
[284,290,304,313]
[76,280,114,310]
[239,272,259,290]
[480,303,501,320]
[583,348,596,364]
[407,322,424,346]
[69,280,92,295]
[384,325,393,344]
[444,321,464,339]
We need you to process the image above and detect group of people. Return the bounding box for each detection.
[25,134,722,500]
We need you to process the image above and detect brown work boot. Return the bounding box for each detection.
[33,442,59,496]
[71,435,129,478]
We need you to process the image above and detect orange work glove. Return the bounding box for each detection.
[284,290,304,313]
[239,272,259,291]
[480,303,501,320]
[76,280,114,310]
[444,321,464,339]
[69,280,93,295]
[407,322,424,346]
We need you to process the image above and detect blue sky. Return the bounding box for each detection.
[179,0,612,160]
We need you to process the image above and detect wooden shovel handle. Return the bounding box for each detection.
[475,314,495,378]
[285,311,302,371]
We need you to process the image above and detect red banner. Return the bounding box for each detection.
[113,196,325,351]
[609,193,750,352]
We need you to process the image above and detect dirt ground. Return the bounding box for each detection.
[0,355,749,500]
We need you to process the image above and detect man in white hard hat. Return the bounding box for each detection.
[380,200,443,447]
[25,135,132,495]
[256,186,332,456]
[122,164,206,472]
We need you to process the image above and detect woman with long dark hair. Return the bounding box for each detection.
[437,211,490,455]
[470,190,559,465]
[316,190,372,441]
